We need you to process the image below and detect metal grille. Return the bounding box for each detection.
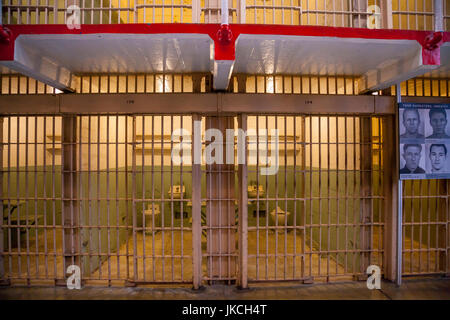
[246,0,382,27]
[1,74,58,94]
[389,78,450,97]
[241,75,361,95]
[392,0,435,30]
[246,115,385,282]
[1,116,64,284]
[1,0,442,30]
[402,179,449,275]
[2,0,195,24]
[201,0,239,23]
[200,116,238,284]
[75,74,200,93]
[0,114,194,285]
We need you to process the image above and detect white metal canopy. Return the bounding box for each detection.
[0,26,448,93]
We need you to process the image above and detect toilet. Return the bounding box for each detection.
[144,203,160,234]
[269,206,290,226]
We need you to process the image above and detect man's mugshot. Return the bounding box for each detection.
[400,144,426,174]
[428,144,448,173]
[426,109,450,139]
[400,108,424,139]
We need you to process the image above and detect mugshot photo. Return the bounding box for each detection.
[424,108,450,139]
[399,108,426,140]
[400,143,426,174]
[425,143,450,174]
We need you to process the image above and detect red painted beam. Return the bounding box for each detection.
[1,23,449,64]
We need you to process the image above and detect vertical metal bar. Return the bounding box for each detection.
[309,115,313,278]
[51,116,56,281]
[161,115,165,280]
[265,116,269,280]
[106,116,111,284]
[238,114,248,288]
[180,116,184,281]
[192,114,202,289]
[141,116,146,282]
[0,117,4,283]
[284,116,288,279]
[96,116,102,279]
[78,116,83,281]
[318,116,322,277]
[151,115,155,281]
[125,116,130,281]
[87,116,93,277]
[25,116,30,282]
[16,117,21,278]
[256,115,260,280]
[360,116,372,278]
[396,84,402,286]
[115,116,120,280]
[170,116,175,281]
[43,117,48,279]
[274,116,278,279]
[6,116,11,281]
[62,115,79,280]
[326,116,330,279]
[34,117,39,279]
[132,116,137,282]
[293,116,297,279]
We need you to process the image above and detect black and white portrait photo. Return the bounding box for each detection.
[399,108,425,139]
[425,108,450,139]
[426,143,450,174]
[399,143,426,174]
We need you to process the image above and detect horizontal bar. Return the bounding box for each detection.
[0,93,407,115]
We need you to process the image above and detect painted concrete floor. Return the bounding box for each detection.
[0,278,449,300]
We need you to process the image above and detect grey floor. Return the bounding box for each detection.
[0,278,449,300]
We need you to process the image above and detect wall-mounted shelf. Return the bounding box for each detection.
[46,135,62,154]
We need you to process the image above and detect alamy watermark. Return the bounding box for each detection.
[66,265,81,289]
[66,5,81,30]
[366,265,381,290]
[367,5,381,29]
[171,120,279,175]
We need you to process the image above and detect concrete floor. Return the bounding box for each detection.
[0,278,449,300]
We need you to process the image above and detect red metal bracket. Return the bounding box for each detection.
[421,31,444,65]
[0,25,12,44]
[211,24,236,61]
[216,24,233,45]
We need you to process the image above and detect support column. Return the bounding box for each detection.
[237,114,247,289]
[383,115,398,281]
[434,0,444,32]
[358,116,372,279]
[192,114,203,289]
[0,117,4,284]
[205,116,236,283]
[62,115,79,280]
[381,0,393,29]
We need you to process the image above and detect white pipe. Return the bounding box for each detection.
[221,0,228,25]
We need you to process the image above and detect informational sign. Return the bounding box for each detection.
[399,103,450,180]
